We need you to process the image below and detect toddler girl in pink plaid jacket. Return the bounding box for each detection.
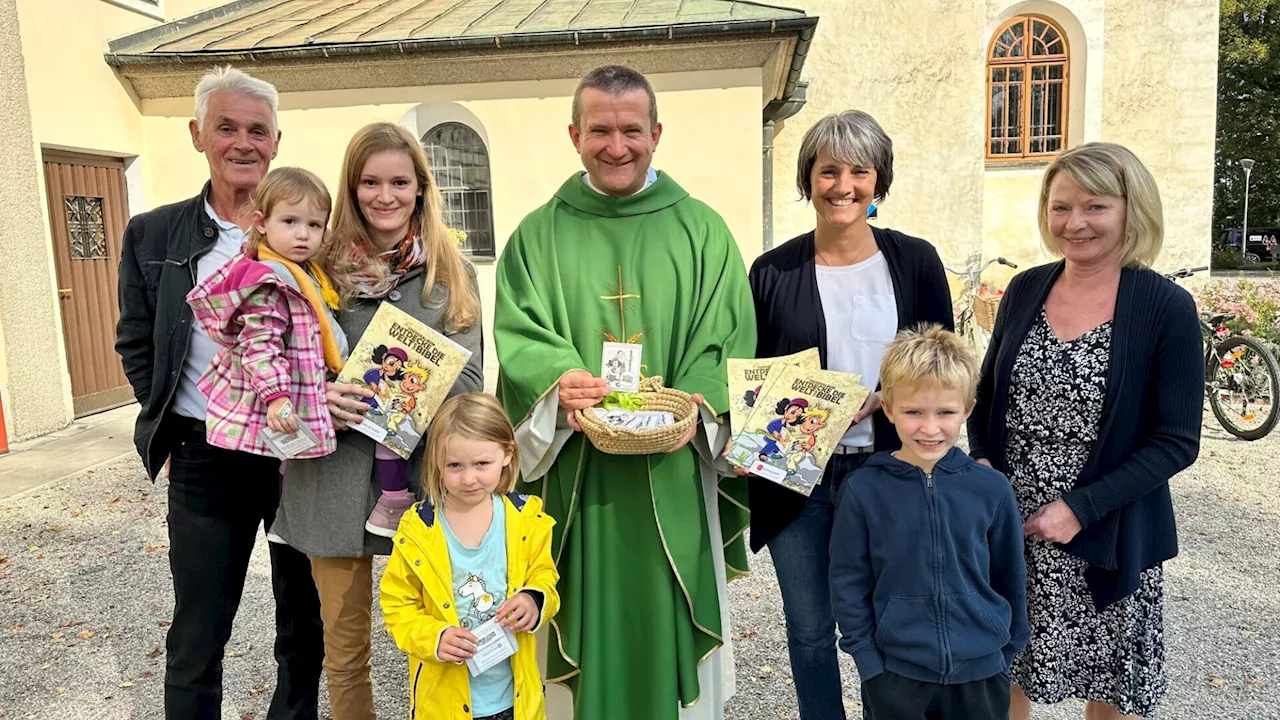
[187,167,349,543]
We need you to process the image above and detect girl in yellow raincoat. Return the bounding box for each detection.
[380,393,560,720]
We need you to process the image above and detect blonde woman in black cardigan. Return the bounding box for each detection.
[968,143,1202,720]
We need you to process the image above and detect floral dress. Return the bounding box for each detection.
[1004,311,1166,718]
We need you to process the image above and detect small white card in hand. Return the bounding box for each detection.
[601,342,642,393]
[465,618,519,677]
[261,424,320,459]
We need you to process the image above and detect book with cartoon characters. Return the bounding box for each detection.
[336,302,472,459]
[725,365,869,496]
[727,348,821,437]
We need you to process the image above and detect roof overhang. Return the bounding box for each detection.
[106,16,816,110]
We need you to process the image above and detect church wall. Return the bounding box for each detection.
[980,0,1104,286]
[0,0,217,440]
[1100,0,1217,274]
[768,0,990,273]
[774,0,1215,296]
[980,0,1216,283]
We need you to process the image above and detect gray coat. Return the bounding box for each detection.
[275,265,484,558]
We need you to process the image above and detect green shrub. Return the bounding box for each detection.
[1212,249,1245,270]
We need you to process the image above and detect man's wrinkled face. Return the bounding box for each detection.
[569,87,662,196]
[190,90,279,193]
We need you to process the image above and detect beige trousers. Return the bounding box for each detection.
[310,555,376,720]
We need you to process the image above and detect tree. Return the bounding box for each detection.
[1215,0,1280,248]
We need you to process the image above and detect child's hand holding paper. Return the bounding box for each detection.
[495,591,540,633]
[437,625,478,663]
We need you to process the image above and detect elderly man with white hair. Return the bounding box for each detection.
[115,66,324,720]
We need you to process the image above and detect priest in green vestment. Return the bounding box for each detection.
[493,66,757,720]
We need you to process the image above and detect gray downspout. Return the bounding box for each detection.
[764,120,776,251]
[762,81,810,253]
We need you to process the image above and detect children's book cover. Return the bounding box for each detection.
[725,366,869,496]
[727,348,821,437]
[336,302,472,459]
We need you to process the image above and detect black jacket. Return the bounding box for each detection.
[968,262,1203,608]
[746,227,953,551]
[114,184,221,480]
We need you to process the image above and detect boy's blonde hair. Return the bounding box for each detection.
[245,167,332,257]
[879,324,980,407]
[422,393,520,507]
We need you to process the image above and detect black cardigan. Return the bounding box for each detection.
[746,227,954,552]
[968,261,1203,609]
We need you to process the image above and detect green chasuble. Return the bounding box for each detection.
[494,172,756,719]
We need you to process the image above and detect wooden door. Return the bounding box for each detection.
[43,153,134,417]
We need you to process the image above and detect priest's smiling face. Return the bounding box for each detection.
[569,87,663,196]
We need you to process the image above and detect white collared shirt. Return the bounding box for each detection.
[582,166,658,196]
[171,202,245,420]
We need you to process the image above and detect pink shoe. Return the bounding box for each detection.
[365,494,415,538]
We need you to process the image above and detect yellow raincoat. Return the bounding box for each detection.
[380,493,560,720]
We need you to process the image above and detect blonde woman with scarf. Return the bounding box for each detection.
[186,167,347,541]
[272,122,483,720]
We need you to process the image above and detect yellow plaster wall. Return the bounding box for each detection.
[982,0,1218,283]
[0,0,215,438]
[785,0,1215,293]
[18,0,214,153]
[139,71,764,391]
[1101,0,1217,274]
[769,0,989,268]
[980,1,1105,289]
[0,0,52,439]
[980,169,1055,288]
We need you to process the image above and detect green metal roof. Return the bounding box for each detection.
[107,0,810,59]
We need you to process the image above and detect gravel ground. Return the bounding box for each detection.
[1,419,1276,719]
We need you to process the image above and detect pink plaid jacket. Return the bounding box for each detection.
[186,254,337,458]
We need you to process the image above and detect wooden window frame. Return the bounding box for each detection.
[986,14,1070,163]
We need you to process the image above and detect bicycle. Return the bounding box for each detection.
[944,257,1018,357]
[1165,266,1280,441]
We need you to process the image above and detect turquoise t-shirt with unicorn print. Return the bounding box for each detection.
[441,495,513,716]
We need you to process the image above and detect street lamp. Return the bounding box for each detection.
[1242,158,1255,257]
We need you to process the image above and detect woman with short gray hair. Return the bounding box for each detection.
[743,110,953,719]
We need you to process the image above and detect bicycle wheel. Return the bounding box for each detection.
[1208,335,1280,440]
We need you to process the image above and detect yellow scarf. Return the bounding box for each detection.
[256,246,344,373]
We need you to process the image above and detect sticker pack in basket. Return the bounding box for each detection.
[725,364,868,496]
[575,376,696,455]
[336,302,472,459]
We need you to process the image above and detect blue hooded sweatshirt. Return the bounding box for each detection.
[830,447,1029,685]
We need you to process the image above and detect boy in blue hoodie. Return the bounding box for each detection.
[831,324,1028,719]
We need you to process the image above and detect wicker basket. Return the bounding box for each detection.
[973,294,1002,333]
[575,376,697,455]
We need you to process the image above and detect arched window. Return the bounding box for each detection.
[422,122,495,258]
[987,15,1069,160]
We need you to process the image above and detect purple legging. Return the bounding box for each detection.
[374,443,409,493]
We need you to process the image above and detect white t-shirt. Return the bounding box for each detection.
[816,252,898,448]
[171,202,244,420]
